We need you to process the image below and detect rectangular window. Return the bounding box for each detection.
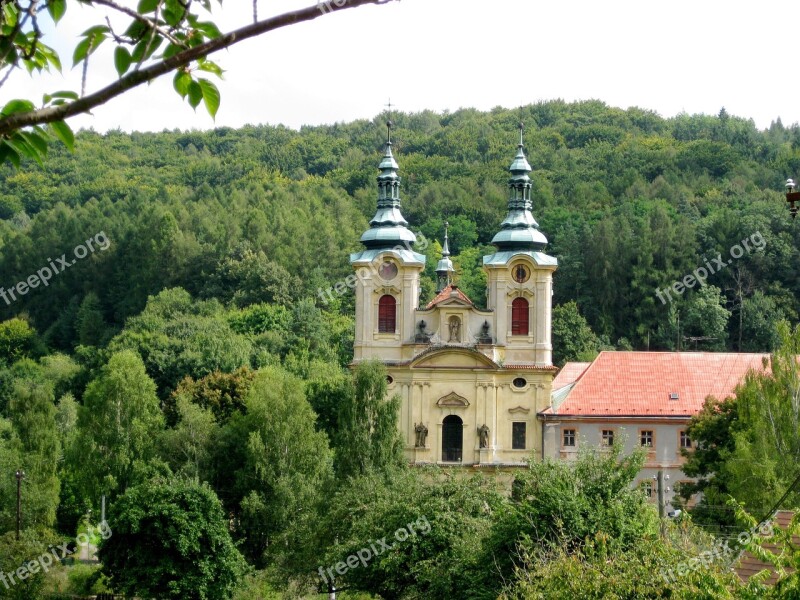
[601,429,614,446]
[640,430,654,448]
[512,422,526,450]
[563,428,576,447]
[680,431,691,449]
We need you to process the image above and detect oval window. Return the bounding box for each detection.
[513,377,527,389]
[386,375,394,385]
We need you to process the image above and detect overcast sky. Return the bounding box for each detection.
[6,0,800,133]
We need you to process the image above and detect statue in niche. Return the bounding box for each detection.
[414,422,428,448]
[478,424,490,448]
[448,316,461,343]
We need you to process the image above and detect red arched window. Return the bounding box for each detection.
[378,295,396,333]
[511,297,529,336]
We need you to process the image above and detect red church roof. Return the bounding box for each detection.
[544,351,769,417]
[425,284,474,309]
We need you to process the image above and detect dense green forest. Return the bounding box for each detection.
[2,101,800,598]
[1,100,799,355]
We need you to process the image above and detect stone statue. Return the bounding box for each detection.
[415,320,431,344]
[478,320,492,344]
[478,424,490,448]
[414,422,428,448]
[448,317,461,342]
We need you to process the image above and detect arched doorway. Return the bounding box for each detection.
[442,415,463,462]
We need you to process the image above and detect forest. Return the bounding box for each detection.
[1,100,800,598]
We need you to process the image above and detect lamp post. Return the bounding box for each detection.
[15,469,24,540]
[785,179,800,218]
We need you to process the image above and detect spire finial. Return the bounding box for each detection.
[518,121,524,147]
[385,98,396,145]
[436,219,455,291]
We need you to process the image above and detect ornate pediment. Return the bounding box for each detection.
[411,347,499,370]
[437,392,470,408]
[508,405,530,414]
[374,285,402,295]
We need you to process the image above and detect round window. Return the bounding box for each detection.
[512,377,527,388]
[386,375,394,385]
[512,264,530,283]
[379,261,398,280]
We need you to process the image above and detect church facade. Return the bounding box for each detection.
[349,126,557,466]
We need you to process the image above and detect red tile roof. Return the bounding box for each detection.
[544,351,769,417]
[425,284,474,309]
[736,510,798,585]
[553,362,591,390]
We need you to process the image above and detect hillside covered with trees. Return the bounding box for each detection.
[2,100,800,598]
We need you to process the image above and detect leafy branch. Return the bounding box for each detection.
[0,0,395,165]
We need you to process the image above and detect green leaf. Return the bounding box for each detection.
[163,0,184,27]
[137,0,160,13]
[43,90,79,104]
[196,60,224,78]
[173,71,192,98]
[47,0,66,23]
[187,81,202,110]
[162,42,182,60]
[194,21,222,39]
[72,37,92,66]
[1,99,35,117]
[18,131,48,164]
[0,141,21,167]
[5,136,42,167]
[131,35,163,63]
[49,121,74,152]
[2,3,18,28]
[80,25,110,38]
[197,78,220,119]
[114,46,132,77]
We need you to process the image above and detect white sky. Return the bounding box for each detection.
[5,0,800,133]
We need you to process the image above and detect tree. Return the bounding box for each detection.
[316,468,504,600]
[0,319,39,365]
[99,477,246,600]
[225,366,333,566]
[72,350,164,501]
[682,285,731,350]
[551,301,601,366]
[0,0,395,165]
[722,322,800,514]
[6,381,60,530]
[472,445,654,600]
[334,359,404,479]
[75,292,109,347]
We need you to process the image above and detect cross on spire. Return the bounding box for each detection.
[385,98,396,144]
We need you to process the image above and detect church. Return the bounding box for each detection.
[349,124,557,466]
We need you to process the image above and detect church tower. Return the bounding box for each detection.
[350,123,426,363]
[483,123,557,366]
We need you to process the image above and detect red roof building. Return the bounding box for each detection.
[541,351,770,510]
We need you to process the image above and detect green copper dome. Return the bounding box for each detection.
[490,124,548,251]
[359,139,417,249]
